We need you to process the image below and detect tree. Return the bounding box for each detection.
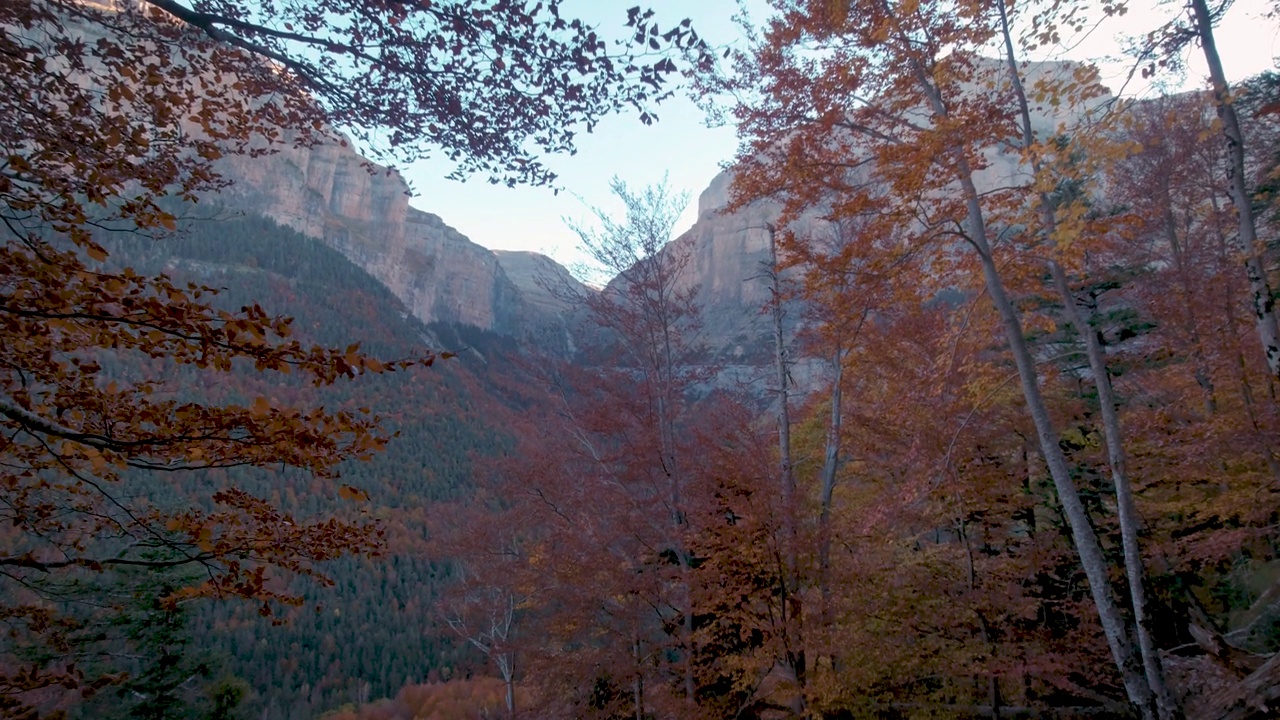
[989,4,1177,713]
[570,177,705,709]
[761,222,806,711]
[1180,0,1280,381]
[73,559,241,720]
[1,1,706,716]
[432,498,541,720]
[1137,0,1280,381]
[454,179,743,717]
[719,0,1168,715]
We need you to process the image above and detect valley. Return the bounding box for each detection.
[3,2,1280,720]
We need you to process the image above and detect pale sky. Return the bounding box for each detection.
[396,0,1279,273]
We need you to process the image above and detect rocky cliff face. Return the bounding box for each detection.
[212,139,583,352]
[493,250,587,352]
[207,58,1095,362]
[661,171,782,360]
[651,60,1108,358]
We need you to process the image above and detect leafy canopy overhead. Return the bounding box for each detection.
[144,0,710,186]
[0,0,706,714]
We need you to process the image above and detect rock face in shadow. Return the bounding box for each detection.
[639,59,1111,362]
[212,139,584,353]
[493,250,587,353]
[665,171,784,362]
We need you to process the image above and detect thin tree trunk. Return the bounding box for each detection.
[1205,187,1280,480]
[1190,0,1280,380]
[818,341,843,630]
[962,176,1152,718]
[634,633,644,720]
[1161,188,1218,414]
[505,672,514,719]
[1051,263,1179,720]
[649,260,698,705]
[496,653,515,719]
[767,225,800,591]
[960,516,1003,719]
[990,4,1173,713]
[766,225,806,704]
[680,548,691,702]
[976,7,1157,714]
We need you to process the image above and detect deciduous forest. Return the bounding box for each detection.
[3,0,1280,719]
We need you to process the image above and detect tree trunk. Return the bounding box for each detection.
[988,5,1169,714]
[634,633,644,720]
[964,188,1152,718]
[766,225,806,702]
[818,341,843,631]
[1205,185,1280,480]
[767,225,800,592]
[503,663,515,720]
[1190,0,1280,381]
[897,10,1150,713]
[1160,187,1217,414]
[1050,263,1179,720]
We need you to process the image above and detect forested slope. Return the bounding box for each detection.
[82,213,525,720]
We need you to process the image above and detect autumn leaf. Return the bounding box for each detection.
[338,485,370,503]
[251,396,272,417]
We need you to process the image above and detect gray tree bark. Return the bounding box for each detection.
[1190,0,1280,381]
[765,224,806,708]
[893,27,1157,716]
[1051,263,1178,720]
[991,4,1174,714]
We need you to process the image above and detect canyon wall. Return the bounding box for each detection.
[212,139,582,352]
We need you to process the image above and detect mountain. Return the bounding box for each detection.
[661,170,783,360]
[212,138,585,355]
[93,215,528,720]
[647,60,1115,359]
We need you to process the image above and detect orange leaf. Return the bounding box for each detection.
[338,485,369,503]
[251,396,271,417]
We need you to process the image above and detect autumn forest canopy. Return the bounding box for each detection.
[3,0,1280,719]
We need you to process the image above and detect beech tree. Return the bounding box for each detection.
[1141,0,1280,380]
[754,213,896,704]
[720,0,1170,716]
[570,178,706,710]
[988,3,1178,713]
[466,179,765,717]
[1099,94,1280,717]
[1,1,706,715]
[439,545,527,718]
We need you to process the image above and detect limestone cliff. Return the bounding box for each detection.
[662,171,783,360]
[654,59,1108,358]
[211,139,583,351]
[493,250,586,353]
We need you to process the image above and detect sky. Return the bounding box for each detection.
[396,0,1280,273]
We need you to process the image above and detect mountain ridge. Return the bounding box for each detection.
[211,137,585,354]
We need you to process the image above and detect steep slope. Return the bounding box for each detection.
[95,214,530,720]
[663,171,783,360]
[211,138,585,353]
[493,249,587,352]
